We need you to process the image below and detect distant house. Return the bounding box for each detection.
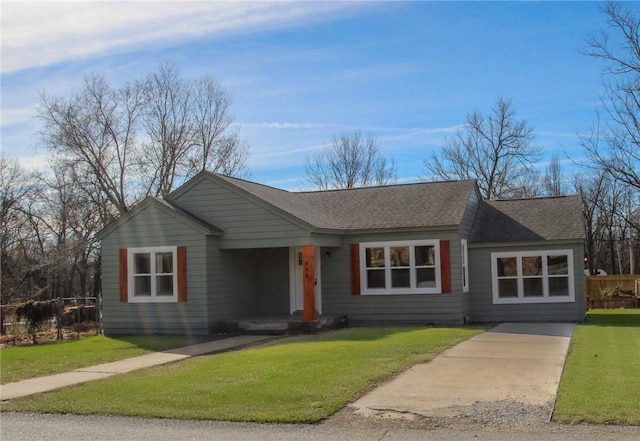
[97,172,586,335]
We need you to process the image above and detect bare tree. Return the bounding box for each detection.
[511,168,542,199]
[425,97,541,200]
[142,63,249,196]
[305,131,396,190]
[38,74,146,218]
[584,1,640,191]
[189,77,249,178]
[38,62,249,215]
[0,156,37,304]
[543,154,564,196]
[574,169,610,275]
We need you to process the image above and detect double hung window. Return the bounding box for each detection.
[128,246,178,303]
[360,240,441,295]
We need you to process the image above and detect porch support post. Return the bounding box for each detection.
[302,245,316,322]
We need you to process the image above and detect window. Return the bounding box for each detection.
[360,240,441,295]
[491,250,574,304]
[461,239,469,293]
[128,246,178,303]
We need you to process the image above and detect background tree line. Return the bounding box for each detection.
[2,2,639,308]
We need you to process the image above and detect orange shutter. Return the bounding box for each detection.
[440,240,451,293]
[119,249,128,302]
[177,246,187,302]
[350,244,361,295]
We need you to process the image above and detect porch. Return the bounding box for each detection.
[213,313,348,335]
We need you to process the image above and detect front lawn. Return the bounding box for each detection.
[554,309,640,425]
[1,327,482,423]
[0,335,201,384]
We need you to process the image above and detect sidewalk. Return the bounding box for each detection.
[0,335,276,401]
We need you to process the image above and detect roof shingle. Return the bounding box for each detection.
[469,196,585,243]
[216,174,477,230]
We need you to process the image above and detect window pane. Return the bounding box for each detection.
[367,269,386,288]
[416,268,436,288]
[522,256,542,276]
[549,277,569,296]
[134,276,152,296]
[156,252,173,274]
[391,269,410,287]
[523,278,543,297]
[390,247,409,267]
[134,253,151,274]
[415,246,435,266]
[156,275,174,296]
[366,248,385,268]
[497,257,517,277]
[498,279,518,298]
[548,255,568,275]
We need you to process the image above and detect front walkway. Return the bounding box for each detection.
[0,335,275,401]
[349,323,574,424]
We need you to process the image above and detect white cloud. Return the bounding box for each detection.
[1,1,359,73]
[0,105,36,125]
[14,153,51,172]
[248,122,342,130]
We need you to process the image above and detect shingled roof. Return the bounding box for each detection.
[469,195,585,243]
[216,174,478,231]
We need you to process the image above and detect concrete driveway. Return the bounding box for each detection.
[350,323,574,425]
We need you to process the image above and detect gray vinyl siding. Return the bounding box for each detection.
[256,248,290,315]
[468,242,587,322]
[169,178,316,248]
[321,230,467,325]
[458,189,480,238]
[456,190,480,322]
[101,204,209,335]
[206,247,258,324]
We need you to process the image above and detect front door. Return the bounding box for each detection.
[289,246,322,314]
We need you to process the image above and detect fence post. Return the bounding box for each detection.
[56,296,63,341]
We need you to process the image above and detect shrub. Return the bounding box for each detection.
[15,300,56,344]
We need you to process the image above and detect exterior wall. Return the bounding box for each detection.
[457,189,480,321]
[321,230,467,325]
[169,177,320,248]
[468,241,587,322]
[101,204,209,335]
[256,248,290,315]
[458,189,480,238]
[206,247,259,324]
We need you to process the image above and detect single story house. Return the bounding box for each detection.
[97,172,586,335]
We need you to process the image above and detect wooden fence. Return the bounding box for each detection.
[585,275,639,309]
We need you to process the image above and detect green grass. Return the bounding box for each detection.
[0,335,200,384]
[554,309,640,425]
[1,327,482,423]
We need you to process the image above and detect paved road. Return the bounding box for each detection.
[1,412,639,441]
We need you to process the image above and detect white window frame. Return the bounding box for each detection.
[128,246,178,303]
[491,249,575,304]
[359,240,441,295]
[461,239,469,293]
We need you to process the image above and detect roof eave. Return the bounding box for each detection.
[96,197,222,240]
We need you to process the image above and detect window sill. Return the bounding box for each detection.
[493,296,575,305]
[362,290,444,296]
[128,296,178,303]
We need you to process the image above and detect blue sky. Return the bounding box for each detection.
[0,1,621,190]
